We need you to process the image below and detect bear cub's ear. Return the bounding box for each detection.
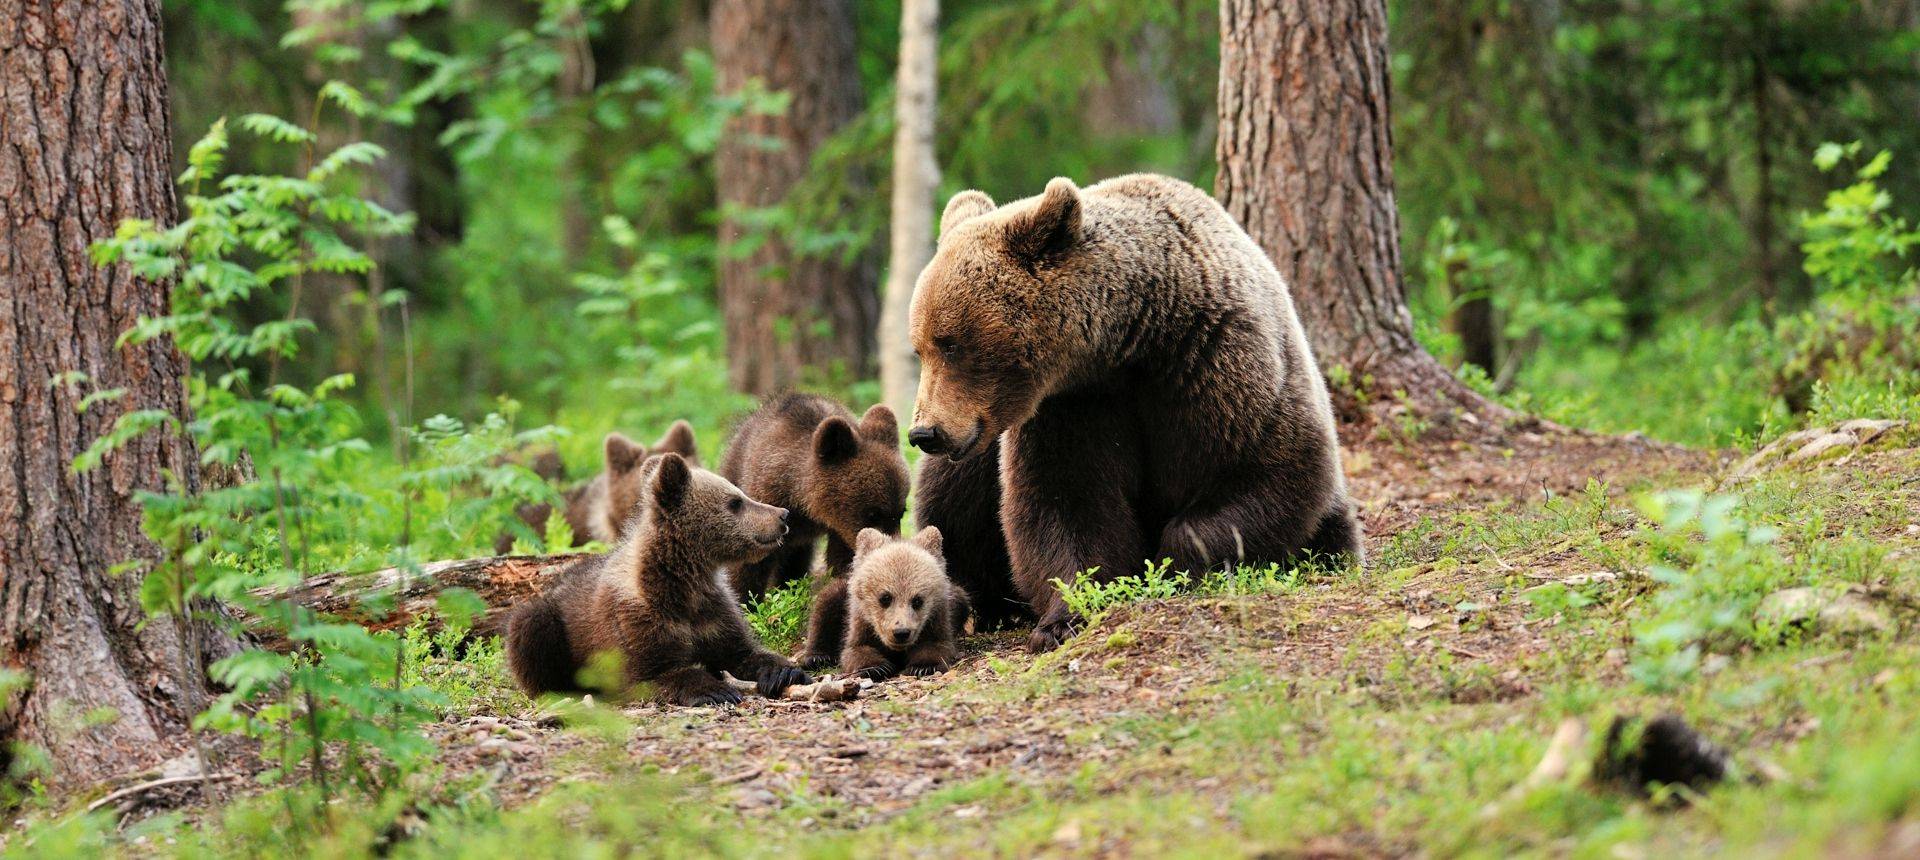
[604,432,648,476]
[909,525,943,557]
[653,420,698,461]
[858,404,898,448]
[648,452,691,511]
[940,190,996,240]
[855,527,890,558]
[1003,177,1081,266]
[814,416,860,464]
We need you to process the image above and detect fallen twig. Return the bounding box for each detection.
[722,672,868,702]
[85,773,237,816]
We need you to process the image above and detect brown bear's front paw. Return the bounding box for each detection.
[756,665,811,698]
[798,652,837,671]
[679,686,744,707]
[902,661,949,677]
[1027,615,1078,653]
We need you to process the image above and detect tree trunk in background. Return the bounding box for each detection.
[1746,0,1781,317]
[0,0,230,786]
[880,0,940,418]
[1216,0,1515,432]
[1082,27,1180,139]
[712,0,877,394]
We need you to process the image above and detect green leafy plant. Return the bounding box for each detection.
[1627,491,1791,692]
[82,107,559,819]
[745,577,815,656]
[1052,560,1191,627]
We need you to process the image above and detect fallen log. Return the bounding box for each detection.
[250,553,586,651]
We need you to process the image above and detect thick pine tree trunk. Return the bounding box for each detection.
[1215,0,1515,432]
[0,0,229,786]
[712,0,878,395]
[880,0,940,418]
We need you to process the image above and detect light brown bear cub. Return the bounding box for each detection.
[494,421,699,553]
[838,526,969,680]
[504,452,810,705]
[718,393,909,600]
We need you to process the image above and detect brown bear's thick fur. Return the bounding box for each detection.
[718,393,909,601]
[493,421,699,554]
[503,452,809,705]
[912,437,1026,630]
[835,526,969,679]
[907,174,1362,653]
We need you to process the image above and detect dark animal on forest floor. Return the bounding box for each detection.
[907,174,1362,653]
[504,452,809,705]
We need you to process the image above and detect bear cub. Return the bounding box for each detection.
[838,526,969,680]
[503,452,810,705]
[494,421,699,553]
[718,393,909,600]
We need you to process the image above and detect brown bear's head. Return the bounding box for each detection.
[849,526,949,649]
[641,452,789,567]
[603,422,703,531]
[907,178,1088,460]
[804,404,910,553]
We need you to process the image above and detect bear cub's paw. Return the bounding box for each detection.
[756,665,812,698]
[902,660,949,677]
[797,652,837,671]
[847,660,896,680]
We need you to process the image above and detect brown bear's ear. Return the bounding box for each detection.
[604,432,648,476]
[855,527,889,557]
[648,452,691,511]
[652,420,698,462]
[813,416,860,464]
[940,190,996,241]
[909,525,944,557]
[857,404,899,447]
[1002,177,1081,266]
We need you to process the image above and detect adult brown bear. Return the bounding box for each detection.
[908,174,1361,653]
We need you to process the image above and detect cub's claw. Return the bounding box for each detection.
[849,662,895,681]
[903,662,947,677]
[757,665,812,697]
[798,652,837,671]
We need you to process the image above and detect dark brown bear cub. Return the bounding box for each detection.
[718,393,909,600]
[838,527,968,680]
[504,452,809,705]
[494,421,698,554]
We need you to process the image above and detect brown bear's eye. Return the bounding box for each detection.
[878,593,894,609]
[728,497,744,514]
[910,595,925,611]
[934,336,959,361]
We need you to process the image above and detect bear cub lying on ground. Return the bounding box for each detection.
[504,452,810,705]
[838,526,969,680]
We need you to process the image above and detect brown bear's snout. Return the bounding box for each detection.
[907,425,947,455]
[890,627,915,646]
[909,419,982,460]
[752,503,789,546]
